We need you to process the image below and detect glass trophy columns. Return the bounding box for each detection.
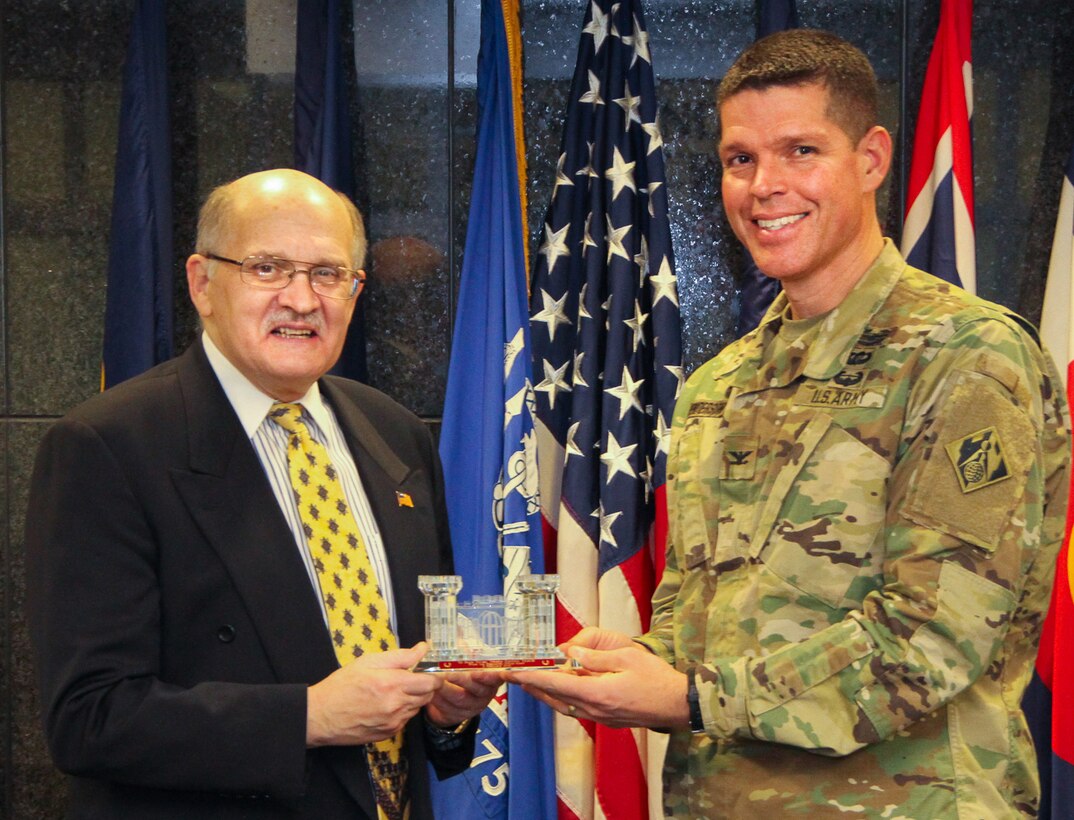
[417,575,462,659]
[415,570,570,671]
[517,574,559,656]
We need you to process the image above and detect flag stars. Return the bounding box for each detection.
[624,300,650,350]
[579,69,604,106]
[606,365,645,419]
[606,216,632,263]
[552,152,574,199]
[576,141,600,182]
[664,363,686,397]
[565,421,585,460]
[581,214,599,259]
[634,235,650,288]
[642,455,655,502]
[532,288,571,340]
[614,84,643,131]
[578,283,594,321]
[601,430,638,483]
[606,146,637,201]
[535,358,572,410]
[642,119,663,156]
[539,223,571,275]
[630,15,651,66]
[653,411,672,457]
[583,1,611,53]
[642,180,663,217]
[650,256,679,307]
[572,351,589,388]
[595,501,623,548]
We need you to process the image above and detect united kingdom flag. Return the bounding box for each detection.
[529,1,682,817]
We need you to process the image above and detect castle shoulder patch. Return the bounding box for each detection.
[944,427,1010,493]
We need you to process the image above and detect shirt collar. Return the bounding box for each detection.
[201,331,331,439]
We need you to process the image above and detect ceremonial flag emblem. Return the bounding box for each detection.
[529,2,682,817]
[901,0,976,292]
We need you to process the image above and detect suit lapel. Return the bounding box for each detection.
[170,342,338,684]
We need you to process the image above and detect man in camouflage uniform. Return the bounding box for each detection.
[508,29,1071,818]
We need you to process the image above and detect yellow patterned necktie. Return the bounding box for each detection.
[268,402,407,820]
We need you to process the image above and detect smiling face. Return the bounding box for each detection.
[186,170,359,401]
[718,82,891,316]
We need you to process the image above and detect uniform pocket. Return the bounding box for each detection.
[754,414,890,609]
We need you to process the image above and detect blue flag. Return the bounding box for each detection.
[734,0,799,338]
[294,0,367,381]
[102,0,174,389]
[435,1,556,817]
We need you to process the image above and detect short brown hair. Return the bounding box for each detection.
[717,29,879,142]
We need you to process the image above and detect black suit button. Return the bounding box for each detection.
[217,625,236,643]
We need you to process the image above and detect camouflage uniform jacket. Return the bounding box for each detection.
[635,241,1070,819]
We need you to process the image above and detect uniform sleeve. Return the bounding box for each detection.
[635,365,712,665]
[688,318,1070,755]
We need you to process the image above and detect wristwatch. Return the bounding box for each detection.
[425,716,473,750]
[686,668,705,734]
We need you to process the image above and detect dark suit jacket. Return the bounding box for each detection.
[25,341,473,819]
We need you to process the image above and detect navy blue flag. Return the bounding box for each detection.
[435,1,556,817]
[102,0,174,389]
[294,0,367,381]
[734,0,799,337]
[529,1,682,815]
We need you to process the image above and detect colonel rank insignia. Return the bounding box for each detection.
[945,426,1011,493]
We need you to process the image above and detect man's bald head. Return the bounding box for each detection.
[196,169,367,269]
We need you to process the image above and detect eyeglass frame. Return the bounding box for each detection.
[202,252,366,300]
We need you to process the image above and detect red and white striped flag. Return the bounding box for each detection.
[1041,145,1074,393]
[1028,142,1074,818]
[901,0,975,292]
[529,1,681,816]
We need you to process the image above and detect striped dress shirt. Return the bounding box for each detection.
[201,332,398,632]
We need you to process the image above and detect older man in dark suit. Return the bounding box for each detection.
[25,169,497,818]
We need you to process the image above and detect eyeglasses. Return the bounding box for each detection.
[204,253,366,300]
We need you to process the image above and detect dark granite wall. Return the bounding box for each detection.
[2,1,1071,816]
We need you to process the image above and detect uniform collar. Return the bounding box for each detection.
[717,239,906,391]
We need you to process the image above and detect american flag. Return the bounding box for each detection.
[529,2,682,817]
[901,0,975,292]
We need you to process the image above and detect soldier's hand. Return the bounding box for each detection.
[306,642,443,747]
[561,626,638,654]
[505,645,690,730]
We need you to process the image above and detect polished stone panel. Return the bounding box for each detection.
[354,0,455,415]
